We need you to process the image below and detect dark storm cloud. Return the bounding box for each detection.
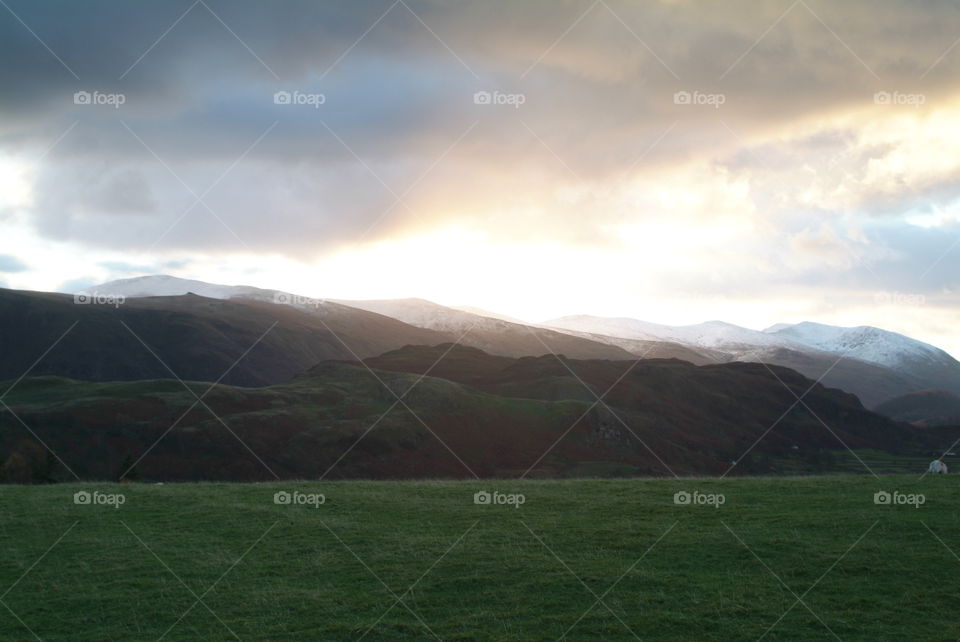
[4,0,956,155]
[4,0,960,262]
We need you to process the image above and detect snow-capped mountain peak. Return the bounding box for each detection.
[452,305,528,325]
[768,321,950,369]
[544,315,800,351]
[81,275,330,311]
[329,297,512,333]
[762,323,795,333]
[84,275,264,300]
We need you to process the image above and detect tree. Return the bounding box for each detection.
[2,453,32,484]
[16,441,50,483]
[116,454,139,482]
[41,450,59,483]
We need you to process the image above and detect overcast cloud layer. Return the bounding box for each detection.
[1,0,959,353]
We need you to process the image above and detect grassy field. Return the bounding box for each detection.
[0,475,957,640]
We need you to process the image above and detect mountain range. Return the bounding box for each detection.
[67,275,960,411]
[543,316,960,407]
[0,273,957,480]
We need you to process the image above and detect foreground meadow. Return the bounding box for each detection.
[0,475,956,640]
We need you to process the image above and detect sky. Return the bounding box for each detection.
[0,0,959,355]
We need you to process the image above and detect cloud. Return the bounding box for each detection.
[788,224,861,269]
[97,260,160,274]
[2,0,960,343]
[0,254,27,272]
[56,276,98,293]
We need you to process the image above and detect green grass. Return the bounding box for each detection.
[770,449,938,475]
[0,475,957,640]
[829,449,937,474]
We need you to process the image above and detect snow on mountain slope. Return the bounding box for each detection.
[452,305,528,325]
[767,321,951,368]
[545,316,803,351]
[763,323,794,333]
[330,298,492,333]
[534,326,728,366]
[86,275,266,300]
[83,279,632,359]
[329,298,638,360]
[85,275,331,311]
[80,276,960,402]
[546,314,960,404]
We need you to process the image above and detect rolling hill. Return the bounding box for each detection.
[67,275,960,408]
[1,344,950,482]
[0,288,454,386]
[330,297,638,361]
[86,276,750,362]
[87,276,643,362]
[874,389,960,427]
